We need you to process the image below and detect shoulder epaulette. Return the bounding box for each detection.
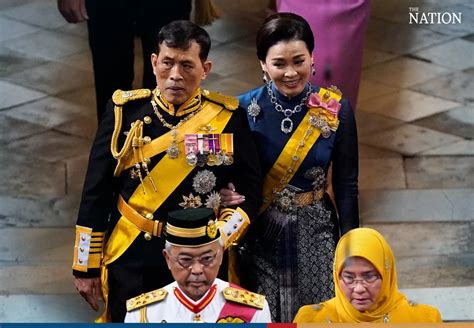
[222,287,265,310]
[112,89,152,106]
[126,288,167,312]
[201,89,238,110]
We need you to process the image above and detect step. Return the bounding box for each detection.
[360,189,474,223]
[400,286,474,321]
[0,294,96,322]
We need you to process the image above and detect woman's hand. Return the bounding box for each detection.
[220,183,245,207]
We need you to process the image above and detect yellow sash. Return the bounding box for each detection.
[115,103,231,173]
[258,88,341,215]
[96,101,233,322]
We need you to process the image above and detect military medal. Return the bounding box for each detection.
[211,133,224,166]
[196,153,207,167]
[186,153,198,166]
[193,314,205,323]
[223,153,234,165]
[215,152,224,166]
[167,129,180,159]
[247,97,261,122]
[207,150,217,166]
[196,134,207,167]
[220,133,234,165]
[185,134,198,166]
[207,134,218,166]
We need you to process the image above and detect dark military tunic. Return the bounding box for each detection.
[72,89,262,322]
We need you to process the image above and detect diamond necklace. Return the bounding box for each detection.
[266,82,312,134]
[151,95,203,159]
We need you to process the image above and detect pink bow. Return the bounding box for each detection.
[306,93,341,116]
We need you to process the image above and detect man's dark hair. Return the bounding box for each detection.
[156,20,211,61]
[256,12,314,61]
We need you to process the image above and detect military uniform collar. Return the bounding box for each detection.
[153,87,202,117]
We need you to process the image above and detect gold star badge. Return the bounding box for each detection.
[179,193,202,209]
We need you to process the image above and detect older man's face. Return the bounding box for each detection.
[151,42,211,105]
[163,241,222,301]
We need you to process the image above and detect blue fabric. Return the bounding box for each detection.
[238,84,359,233]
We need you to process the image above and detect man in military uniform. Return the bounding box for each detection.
[124,208,272,323]
[72,20,262,322]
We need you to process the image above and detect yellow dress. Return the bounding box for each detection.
[293,228,442,323]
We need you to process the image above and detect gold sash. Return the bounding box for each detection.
[115,103,231,173]
[258,88,341,215]
[96,101,234,322]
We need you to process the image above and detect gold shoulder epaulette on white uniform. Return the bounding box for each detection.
[201,89,238,110]
[222,287,265,310]
[126,288,168,312]
[112,88,152,106]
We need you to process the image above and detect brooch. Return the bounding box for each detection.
[192,170,217,194]
[247,97,261,122]
[205,191,221,211]
[179,193,202,209]
[306,92,341,138]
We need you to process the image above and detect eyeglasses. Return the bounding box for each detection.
[172,249,220,270]
[340,272,380,288]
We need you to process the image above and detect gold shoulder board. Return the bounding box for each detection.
[126,288,168,312]
[112,89,152,106]
[222,287,265,310]
[201,89,238,110]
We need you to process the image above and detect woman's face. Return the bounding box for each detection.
[339,257,382,312]
[261,40,312,98]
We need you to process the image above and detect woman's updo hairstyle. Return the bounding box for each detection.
[256,12,314,61]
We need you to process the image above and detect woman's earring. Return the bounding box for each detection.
[262,70,269,83]
[311,63,316,76]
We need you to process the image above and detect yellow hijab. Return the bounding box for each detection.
[332,227,405,322]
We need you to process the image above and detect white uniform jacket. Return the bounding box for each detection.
[124,278,272,323]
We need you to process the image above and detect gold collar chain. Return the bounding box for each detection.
[151,98,203,159]
[151,98,203,130]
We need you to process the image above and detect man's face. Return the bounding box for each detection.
[151,42,211,105]
[163,241,223,301]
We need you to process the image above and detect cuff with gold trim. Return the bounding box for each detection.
[72,225,105,272]
[217,207,250,249]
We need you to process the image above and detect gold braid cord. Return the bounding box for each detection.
[110,89,155,193]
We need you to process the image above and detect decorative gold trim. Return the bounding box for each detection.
[222,287,265,310]
[72,226,104,272]
[126,288,168,312]
[166,223,207,238]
